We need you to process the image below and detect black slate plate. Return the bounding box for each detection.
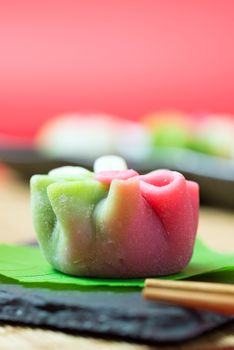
[0,278,233,345]
[1,147,234,208]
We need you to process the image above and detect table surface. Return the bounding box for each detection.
[0,169,234,350]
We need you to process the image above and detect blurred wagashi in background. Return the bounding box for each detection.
[36,110,234,164]
[142,110,234,159]
[35,113,150,162]
[192,114,234,158]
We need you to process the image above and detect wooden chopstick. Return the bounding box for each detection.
[143,279,234,316]
[145,279,234,294]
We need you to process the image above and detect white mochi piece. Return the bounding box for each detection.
[94,155,128,173]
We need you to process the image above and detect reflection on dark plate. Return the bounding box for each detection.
[0,147,234,209]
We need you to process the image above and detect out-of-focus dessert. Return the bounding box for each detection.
[35,113,150,162]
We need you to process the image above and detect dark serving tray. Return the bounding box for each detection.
[1,147,234,209]
[0,277,233,345]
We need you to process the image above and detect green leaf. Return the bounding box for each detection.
[0,239,233,287]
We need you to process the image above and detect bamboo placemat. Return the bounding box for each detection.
[0,323,234,350]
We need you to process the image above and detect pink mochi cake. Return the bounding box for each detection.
[31,158,199,278]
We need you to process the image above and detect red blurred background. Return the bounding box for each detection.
[1,0,234,139]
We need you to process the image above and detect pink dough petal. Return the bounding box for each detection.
[138,170,197,270]
[95,169,139,185]
[138,170,194,238]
